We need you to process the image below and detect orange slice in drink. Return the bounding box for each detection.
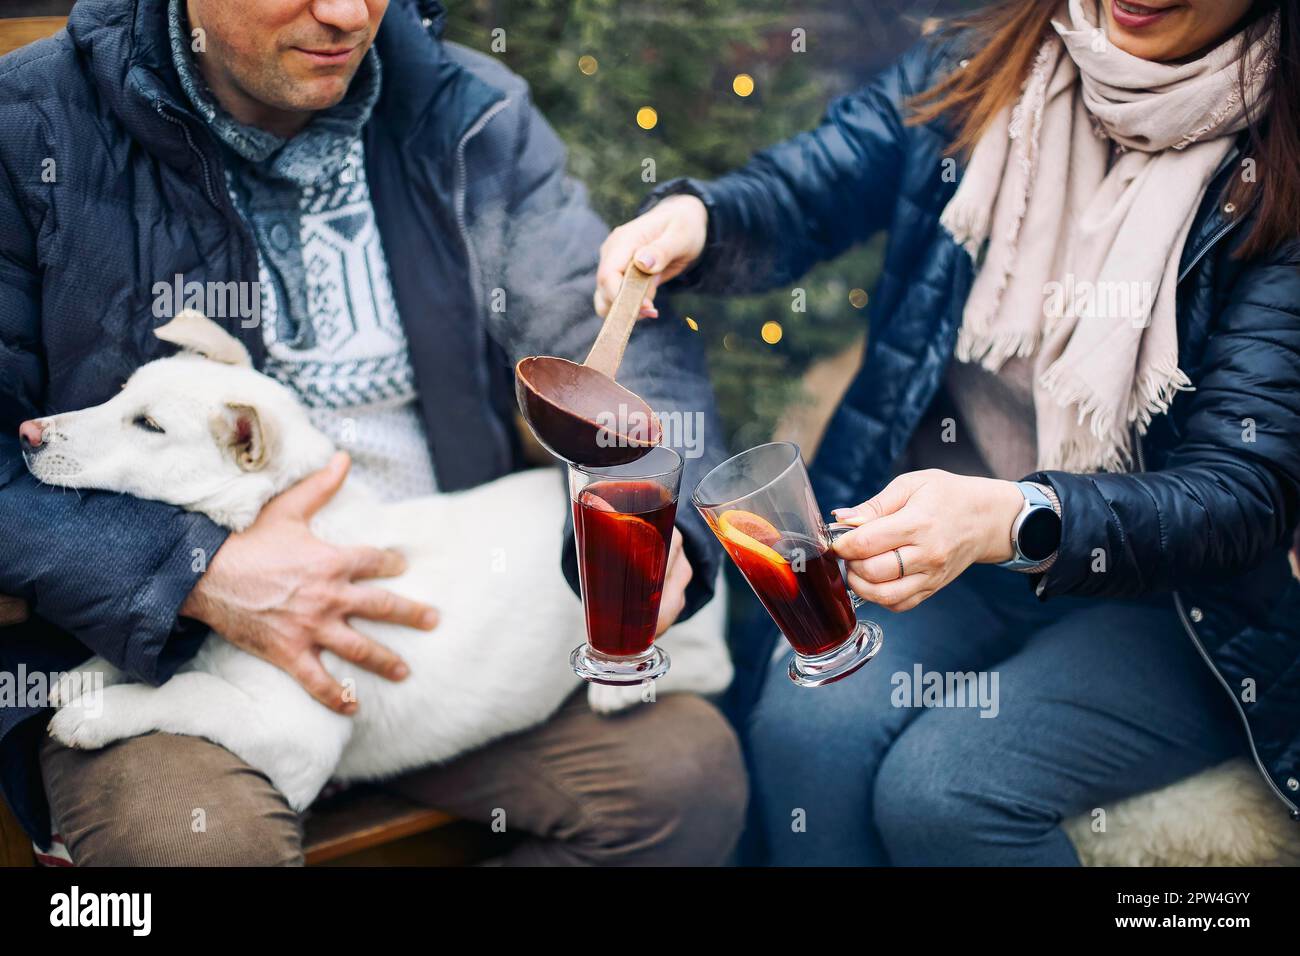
[579,489,618,512]
[718,510,783,559]
[716,510,798,600]
[579,490,667,570]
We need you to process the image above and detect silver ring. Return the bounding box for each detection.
[893,548,905,580]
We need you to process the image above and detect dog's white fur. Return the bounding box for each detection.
[31,310,731,811]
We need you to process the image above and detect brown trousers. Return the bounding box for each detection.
[39,690,747,866]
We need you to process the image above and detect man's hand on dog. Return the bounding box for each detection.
[180,452,439,715]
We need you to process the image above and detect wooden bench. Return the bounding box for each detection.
[0,15,66,57]
[0,9,485,869]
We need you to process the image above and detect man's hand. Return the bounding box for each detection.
[831,470,1025,613]
[595,194,708,319]
[655,527,694,637]
[180,452,439,714]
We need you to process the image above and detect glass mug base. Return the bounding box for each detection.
[571,643,671,685]
[788,621,883,687]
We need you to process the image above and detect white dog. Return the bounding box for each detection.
[27,310,731,811]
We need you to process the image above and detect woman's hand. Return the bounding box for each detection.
[831,470,1025,612]
[595,194,708,319]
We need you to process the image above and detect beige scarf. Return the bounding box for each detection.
[942,0,1277,473]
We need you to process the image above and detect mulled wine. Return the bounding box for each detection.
[573,480,678,657]
[714,518,856,656]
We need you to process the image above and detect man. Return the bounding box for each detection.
[0,0,744,865]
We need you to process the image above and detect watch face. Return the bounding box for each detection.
[1019,507,1062,562]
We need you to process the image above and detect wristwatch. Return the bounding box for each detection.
[998,481,1062,572]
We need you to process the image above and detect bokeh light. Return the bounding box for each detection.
[636,107,658,130]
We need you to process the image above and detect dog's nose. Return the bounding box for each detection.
[18,420,43,449]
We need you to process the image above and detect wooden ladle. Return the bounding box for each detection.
[515,264,662,466]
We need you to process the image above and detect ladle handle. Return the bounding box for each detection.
[584,264,654,379]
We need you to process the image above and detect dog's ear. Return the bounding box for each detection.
[212,403,274,472]
[155,309,252,367]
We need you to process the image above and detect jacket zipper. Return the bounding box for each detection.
[154,102,220,206]
[1175,145,1244,285]
[453,98,510,316]
[1150,148,1296,815]
[1177,217,1242,285]
[1133,432,1299,818]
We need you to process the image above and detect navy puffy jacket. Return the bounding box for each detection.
[657,33,1300,818]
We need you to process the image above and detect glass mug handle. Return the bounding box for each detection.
[826,522,865,610]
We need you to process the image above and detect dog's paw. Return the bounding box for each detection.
[586,681,651,715]
[49,657,125,707]
[47,706,114,751]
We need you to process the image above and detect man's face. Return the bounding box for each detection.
[188,0,389,117]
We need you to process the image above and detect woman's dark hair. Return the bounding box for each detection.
[908,1,1300,259]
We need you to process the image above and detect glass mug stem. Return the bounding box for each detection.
[826,522,865,610]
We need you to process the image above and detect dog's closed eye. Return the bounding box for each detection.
[133,414,165,434]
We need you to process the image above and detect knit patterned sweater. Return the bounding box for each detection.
[168,1,436,500]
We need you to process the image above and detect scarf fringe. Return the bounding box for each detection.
[939,201,988,260]
[1038,356,1193,472]
[940,39,1054,263]
[954,326,1040,371]
[1173,13,1280,150]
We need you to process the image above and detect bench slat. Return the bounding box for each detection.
[303,791,454,865]
[0,16,67,57]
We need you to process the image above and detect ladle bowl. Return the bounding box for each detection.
[515,264,662,466]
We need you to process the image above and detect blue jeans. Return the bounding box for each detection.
[746,562,1243,865]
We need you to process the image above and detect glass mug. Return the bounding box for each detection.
[693,441,883,686]
[568,446,683,685]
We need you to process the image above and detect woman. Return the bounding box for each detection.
[596,0,1300,865]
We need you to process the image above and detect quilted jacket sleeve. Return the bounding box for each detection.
[0,153,228,685]
[649,36,957,295]
[1027,242,1300,598]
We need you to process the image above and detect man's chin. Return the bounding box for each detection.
[280,76,354,113]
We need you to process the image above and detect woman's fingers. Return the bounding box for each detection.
[832,468,935,522]
[596,225,651,316]
[595,196,708,317]
[595,239,665,318]
[832,512,916,561]
[845,568,933,613]
[846,544,929,585]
